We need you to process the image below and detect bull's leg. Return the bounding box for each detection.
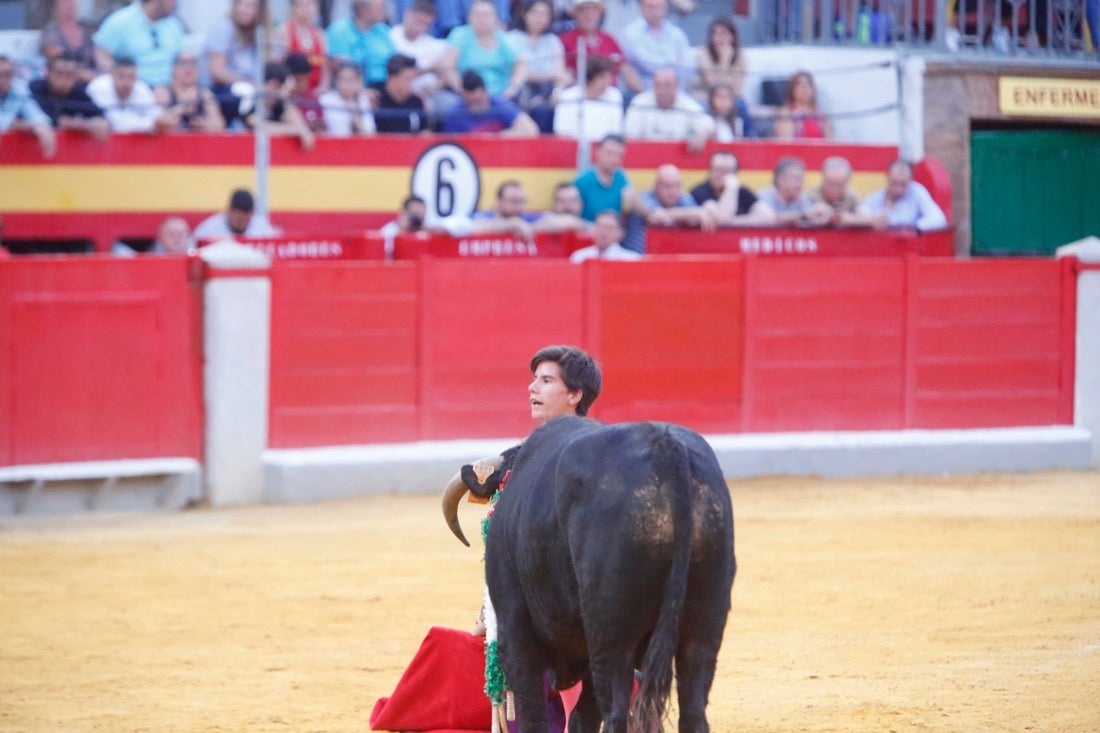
[496,622,552,732]
[673,628,722,733]
[567,674,601,733]
[587,650,636,733]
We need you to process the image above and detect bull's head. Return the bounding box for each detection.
[441,444,521,546]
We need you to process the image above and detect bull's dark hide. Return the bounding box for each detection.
[475,416,735,733]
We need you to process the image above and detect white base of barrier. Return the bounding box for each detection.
[0,458,203,516]
[263,426,1094,504]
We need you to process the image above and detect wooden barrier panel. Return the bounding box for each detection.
[394,230,591,259]
[0,256,203,465]
[417,258,585,439]
[199,233,387,260]
[268,261,420,448]
[906,257,1075,428]
[587,258,746,432]
[646,226,955,257]
[743,258,908,431]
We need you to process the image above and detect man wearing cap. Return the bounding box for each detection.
[558,0,640,90]
[440,70,538,135]
[191,188,282,245]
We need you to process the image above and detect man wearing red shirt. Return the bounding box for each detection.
[558,0,641,90]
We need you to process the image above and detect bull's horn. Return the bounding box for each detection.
[442,469,471,547]
[442,455,505,548]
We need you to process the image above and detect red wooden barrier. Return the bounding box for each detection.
[743,258,908,431]
[268,260,421,448]
[393,230,592,259]
[646,226,955,257]
[0,256,203,465]
[199,233,386,260]
[906,257,1075,428]
[417,258,585,439]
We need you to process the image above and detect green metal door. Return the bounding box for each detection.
[971,128,1100,256]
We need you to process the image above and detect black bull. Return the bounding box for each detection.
[443,416,736,733]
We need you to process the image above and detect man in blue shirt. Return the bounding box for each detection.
[0,54,56,157]
[440,70,538,135]
[619,0,693,93]
[573,133,637,222]
[327,0,395,85]
[860,159,949,232]
[93,0,187,88]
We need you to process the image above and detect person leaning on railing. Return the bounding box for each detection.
[29,52,110,142]
[859,159,948,232]
[0,54,57,158]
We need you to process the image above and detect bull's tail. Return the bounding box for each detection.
[632,425,694,733]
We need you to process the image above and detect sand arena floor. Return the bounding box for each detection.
[1,470,1098,733]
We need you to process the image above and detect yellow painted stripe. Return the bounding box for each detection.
[0,166,887,212]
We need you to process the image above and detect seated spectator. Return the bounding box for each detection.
[154,50,226,132]
[756,157,832,226]
[207,0,273,127]
[552,54,622,141]
[773,70,832,140]
[93,0,186,88]
[550,181,583,217]
[640,163,718,231]
[559,0,638,89]
[707,82,756,141]
[508,0,571,133]
[441,0,525,100]
[693,16,745,101]
[285,52,327,132]
[30,53,110,141]
[370,53,430,133]
[439,70,538,135]
[389,0,454,111]
[113,216,192,256]
[40,0,98,83]
[380,193,426,258]
[87,57,173,133]
[274,0,329,94]
[327,0,395,86]
[619,0,693,93]
[690,151,774,225]
[573,133,638,222]
[439,180,587,240]
[569,210,639,262]
[860,159,949,231]
[0,54,58,157]
[191,188,281,243]
[320,62,376,135]
[241,61,316,150]
[807,156,880,228]
[623,67,714,153]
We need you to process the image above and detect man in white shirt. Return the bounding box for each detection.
[553,54,622,141]
[87,56,171,133]
[389,0,454,110]
[623,67,714,153]
[860,159,949,232]
[191,188,282,245]
[570,210,640,262]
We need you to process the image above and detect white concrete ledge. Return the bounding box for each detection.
[262,426,1093,504]
[0,458,203,515]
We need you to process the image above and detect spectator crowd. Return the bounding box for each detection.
[0,0,841,150]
